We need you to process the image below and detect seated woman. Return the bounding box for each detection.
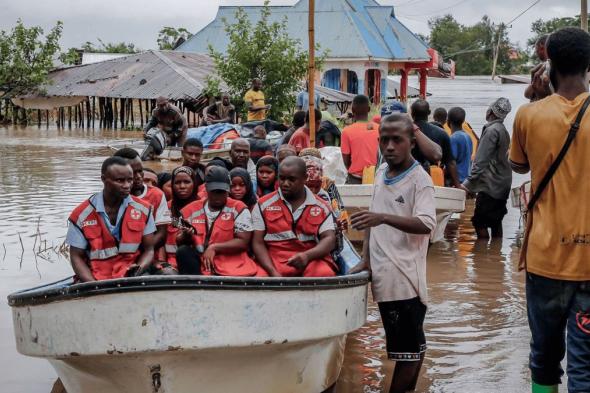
[160,166,198,274]
[256,155,279,197]
[176,166,266,276]
[229,168,258,210]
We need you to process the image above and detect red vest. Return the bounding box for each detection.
[181,198,258,276]
[257,190,336,276]
[68,195,151,280]
[164,200,179,268]
[140,185,165,219]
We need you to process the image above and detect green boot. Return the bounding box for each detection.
[532,382,558,393]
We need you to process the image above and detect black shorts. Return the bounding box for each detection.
[378,297,427,361]
[472,192,508,229]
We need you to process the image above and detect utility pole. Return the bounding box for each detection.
[308,0,316,147]
[582,0,588,32]
[491,24,503,80]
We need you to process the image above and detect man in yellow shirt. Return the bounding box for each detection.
[244,78,271,121]
[510,27,590,393]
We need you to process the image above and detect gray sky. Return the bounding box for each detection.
[0,0,582,51]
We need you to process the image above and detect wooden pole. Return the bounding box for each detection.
[491,24,503,80]
[113,99,118,129]
[308,0,316,147]
[46,110,49,128]
[92,97,96,128]
[583,0,588,32]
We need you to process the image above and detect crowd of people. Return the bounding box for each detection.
[64,26,590,393]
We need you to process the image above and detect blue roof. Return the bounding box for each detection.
[177,0,430,61]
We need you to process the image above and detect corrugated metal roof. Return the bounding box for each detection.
[32,50,226,100]
[177,0,429,61]
[315,85,356,103]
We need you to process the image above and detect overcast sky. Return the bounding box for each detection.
[0,0,582,51]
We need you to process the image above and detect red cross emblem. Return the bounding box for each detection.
[129,208,141,220]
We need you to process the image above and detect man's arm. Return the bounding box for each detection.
[349,229,371,274]
[342,154,352,170]
[341,130,352,169]
[144,114,158,133]
[415,128,442,163]
[287,230,336,270]
[350,211,431,234]
[153,225,168,249]
[511,160,530,174]
[70,246,95,282]
[134,233,155,274]
[446,160,461,188]
[252,230,281,276]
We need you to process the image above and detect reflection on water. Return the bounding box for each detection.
[0,77,540,392]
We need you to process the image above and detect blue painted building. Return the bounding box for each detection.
[177,0,434,103]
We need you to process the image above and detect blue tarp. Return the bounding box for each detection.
[186,123,237,148]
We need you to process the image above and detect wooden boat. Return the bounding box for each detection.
[337,185,466,243]
[8,273,369,393]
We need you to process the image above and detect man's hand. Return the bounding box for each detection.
[126,264,143,277]
[287,252,309,271]
[350,211,383,230]
[176,227,195,246]
[348,260,371,277]
[531,64,552,101]
[202,245,216,274]
[458,184,475,199]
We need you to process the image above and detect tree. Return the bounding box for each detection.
[80,39,138,54]
[157,27,193,50]
[208,0,326,119]
[0,19,63,98]
[428,15,524,75]
[527,15,587,56]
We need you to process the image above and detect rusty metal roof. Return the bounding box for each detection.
[34,50,226,100]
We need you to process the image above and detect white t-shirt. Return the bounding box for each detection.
[369,163,436,305]
[204,202,253,233]
[138,185,171,226]
[252,187,335,234]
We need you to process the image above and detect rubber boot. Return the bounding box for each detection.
[531,382,558,393]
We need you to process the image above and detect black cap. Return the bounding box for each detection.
[205,166,230,192]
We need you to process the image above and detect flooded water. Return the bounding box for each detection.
[0,76,542,392]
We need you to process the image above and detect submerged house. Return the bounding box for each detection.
[177,0,438,103]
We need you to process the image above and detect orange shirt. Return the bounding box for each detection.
[510,92,590,280]
[288,127,310,153]
[341,121,379,177]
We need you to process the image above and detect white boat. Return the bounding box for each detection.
[337,185,466,243]
[8,273,369,393]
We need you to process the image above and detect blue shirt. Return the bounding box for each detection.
[296,91,321,109]
[450,130,473,183]
[66,192,156,250]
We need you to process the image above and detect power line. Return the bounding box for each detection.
[398,0,474,17]
[506,0,542,26]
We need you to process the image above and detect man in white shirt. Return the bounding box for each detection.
[351,113,436,393]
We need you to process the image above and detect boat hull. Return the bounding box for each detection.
[9,275,369,393]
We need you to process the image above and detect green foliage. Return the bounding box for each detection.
[208,0,326,119]
[428,15,525,75]
[59,47,81,65]
[157,27,193,50]
[80,39,138,54]
[203,75,222,99]
[0,19,63,98]
[527,15,587,55]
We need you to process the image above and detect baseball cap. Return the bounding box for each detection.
[205,166,230,192]
[381,100,407,117]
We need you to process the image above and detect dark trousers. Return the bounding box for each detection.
[527,272,590,391]
[345,174,363,184]
[175,245,202,275]
[471,192,507,229]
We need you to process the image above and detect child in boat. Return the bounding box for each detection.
[350,113,436,393]
[229,167,258,210]
[256,156,279,197]
[176,166,266,277]
[160,166,198,274]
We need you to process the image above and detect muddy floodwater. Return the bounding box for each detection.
[1,77,547,392]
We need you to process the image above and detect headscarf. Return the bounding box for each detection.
[489,97,512,120]
[157,172,172,189]
[301,155,323,193]
[229,167,258,209]
[299,147,322,159]
[170,166,196,217]
[256,155,279,197]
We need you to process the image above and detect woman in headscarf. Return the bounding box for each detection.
[256,155,279,197]
[229,167,258,210]
[160,166,198,274]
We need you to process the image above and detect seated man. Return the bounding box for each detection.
[248,125,273,164]
[252,156,337,277]
[204,93,236,125]
[176,166,264,276]
[66,157,156,282]
[181,138,206,189]
[144,96,188,146]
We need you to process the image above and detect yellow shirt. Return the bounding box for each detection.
[244,89,266,121]
[443,122,478,160]
[510,92,590,280]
